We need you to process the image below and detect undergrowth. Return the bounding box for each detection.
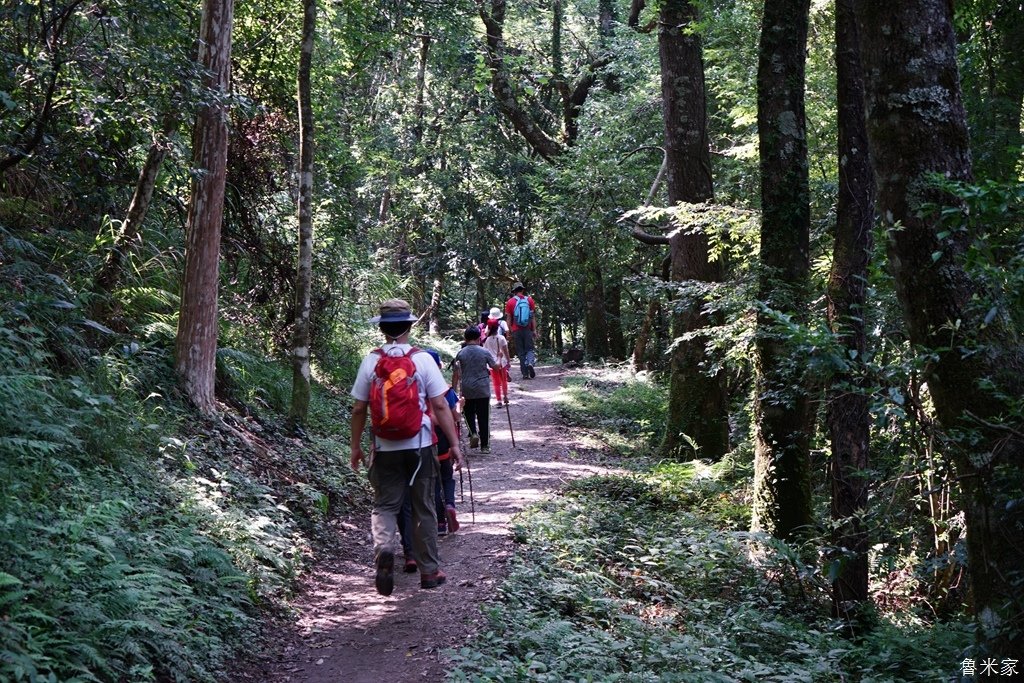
[0,228,368,682]
[556,367,667,456]
[453,361,973,682]
[450,461,970,681]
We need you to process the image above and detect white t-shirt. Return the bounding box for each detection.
[351,343,448,451]
[483,333,509,368]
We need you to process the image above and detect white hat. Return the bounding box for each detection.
[488,307,502,320]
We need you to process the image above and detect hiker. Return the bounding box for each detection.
[477,310,490,338]
[349,299,462,595]
[483,311,511,407]
[424,350,461,537]
[452,326,500,454]
[505,282,537,379]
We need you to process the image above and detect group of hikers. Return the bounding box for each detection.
[349,283,538,595]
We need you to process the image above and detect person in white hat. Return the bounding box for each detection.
[350,299,462,594]
[483,308,510,405]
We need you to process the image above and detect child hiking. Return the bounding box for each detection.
[452,326,499,454]
[349,299,462,596]
[424,350,461,536]
[483,310,510,407]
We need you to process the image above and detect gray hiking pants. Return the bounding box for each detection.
[368,446,440,575]
[512,328,535,376]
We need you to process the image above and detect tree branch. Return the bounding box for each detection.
[478,0,564,160]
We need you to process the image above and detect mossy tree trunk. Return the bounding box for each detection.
[657,0,728,460]
[288,0,316,428]
[826,0,874,621]
[854,0,1024,652]
[750,0,813,539]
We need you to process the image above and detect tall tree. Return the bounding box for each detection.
[826,0,874,620]
[174,0,234,414]
[853,0,1024,651]
[750,0,813,539]
[656,0,729,460]
[289,0,316,428]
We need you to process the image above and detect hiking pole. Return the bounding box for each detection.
[504,400,516,448]
[456,421,465,504]
[464,451,475,524]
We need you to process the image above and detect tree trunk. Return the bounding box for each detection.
[657,0,728,460]
[632,298,658,371]
[583,255,609,358]
[854,0,1024,651]
[428,273,443,335]
[826,0,874,620]
[606,278,627,359]
[751,0,812,539]
[95,111,178,294]
[288,0,316,429]
[174,0,234,415]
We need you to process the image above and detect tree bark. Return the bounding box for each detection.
[606,278,627,359]
[583,255,609,358]
[751,0,813,539]
[174,0,234,415]
[854,0,1024,651]
[657,0,728,460]
[826,0,874,620]
[289,0,316,428]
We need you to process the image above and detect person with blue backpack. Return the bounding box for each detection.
[504,282,537,379]
[349,299,462,596]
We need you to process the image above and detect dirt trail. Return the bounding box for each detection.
[231,364,610,682]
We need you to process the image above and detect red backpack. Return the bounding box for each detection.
[369,347,429,441]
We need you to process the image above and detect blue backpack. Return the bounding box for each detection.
[513,296,531,327]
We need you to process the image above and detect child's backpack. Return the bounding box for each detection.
[513,296,532,327]
[369,347,426,441]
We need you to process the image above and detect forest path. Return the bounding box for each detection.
[231,363,613,682]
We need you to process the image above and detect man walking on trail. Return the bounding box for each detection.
[350,299,462,596]
[505,282,537,379]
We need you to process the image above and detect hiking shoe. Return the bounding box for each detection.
[403,557,417,573]
[481,445,490,454]
[420,570,447,589]
[529,365,536,378]
[469,433,479,448]
[446,505,460,533]
[496,401,505,408]
[504,397,510,405]
[375,551,395,596]
[438,521,448,537]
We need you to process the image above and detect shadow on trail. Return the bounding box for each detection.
[231,364,616,683]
